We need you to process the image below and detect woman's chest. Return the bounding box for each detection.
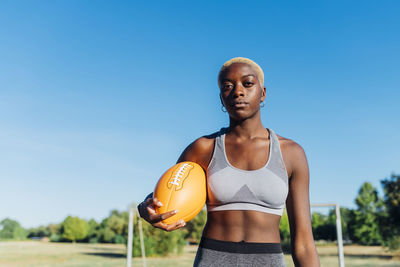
[225,139,271,171]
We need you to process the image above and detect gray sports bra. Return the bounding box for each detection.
[206,128,289,216]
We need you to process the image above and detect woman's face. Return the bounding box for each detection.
[219,63,266,121]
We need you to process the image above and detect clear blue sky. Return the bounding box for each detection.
[0,1,399,228]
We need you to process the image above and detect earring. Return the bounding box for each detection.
[260,101,265,108]
[221,106,227,112]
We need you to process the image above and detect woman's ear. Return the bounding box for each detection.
[261,85,267,102]
[219,93,225,107]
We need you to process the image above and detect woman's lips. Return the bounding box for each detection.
[231,101,248,108]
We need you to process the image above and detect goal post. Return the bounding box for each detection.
[311,203,345,267]
[127,205,147,267]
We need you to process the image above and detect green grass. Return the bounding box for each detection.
[0,241,399,267]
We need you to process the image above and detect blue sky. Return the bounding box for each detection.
[0,1,399,228]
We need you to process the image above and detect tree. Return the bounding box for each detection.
[28,225,50,238]
[86,219,100,243]
[132,216,186,257]
[61,216,88,242]
[349,182,383,245]
[47,223,60,236]
[279,211,290,242]
[99,210,129,243]
[311,212,335,241]
[380,173,400,250]
[279,211,291,252]
[0,218,27,240]
[47,223,61,242]
[185,210,206,244]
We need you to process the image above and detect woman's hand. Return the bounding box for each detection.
[138,196,186,231]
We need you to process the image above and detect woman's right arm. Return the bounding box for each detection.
[138,136,214,231]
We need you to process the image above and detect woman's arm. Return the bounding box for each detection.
[285,141,320,267]
[138,136,214,231]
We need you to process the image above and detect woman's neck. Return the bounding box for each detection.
[228,112,267,139]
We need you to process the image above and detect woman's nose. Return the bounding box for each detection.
[232,85,245,97]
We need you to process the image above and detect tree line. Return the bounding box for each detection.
[279,173,400,251]
[1,173,399,256]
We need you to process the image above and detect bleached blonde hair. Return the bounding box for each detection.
[218,57,264,86]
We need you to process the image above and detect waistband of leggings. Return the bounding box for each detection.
[199,237,282,254]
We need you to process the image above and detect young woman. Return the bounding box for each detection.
[138,57,320,266]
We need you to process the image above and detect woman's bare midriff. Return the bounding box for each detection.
[202,210,282,243]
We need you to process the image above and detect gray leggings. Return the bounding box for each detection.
[193,237,286,267]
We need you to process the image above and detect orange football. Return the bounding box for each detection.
[154,161,206,224]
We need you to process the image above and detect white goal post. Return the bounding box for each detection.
[127,206,147,267]
[311,203,345,267]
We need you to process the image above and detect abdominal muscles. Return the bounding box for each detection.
[203,210,282,243]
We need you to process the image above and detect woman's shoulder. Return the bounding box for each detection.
[177,130,219,169]
[193,130,220,148]
[274,131,308,177]
[274,131,305,154]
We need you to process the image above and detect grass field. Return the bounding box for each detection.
[0,241,399,267]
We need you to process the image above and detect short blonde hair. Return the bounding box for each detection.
[218,57,264,86]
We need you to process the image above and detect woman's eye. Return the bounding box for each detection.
[223,84,233,90]
[244,82,254,86]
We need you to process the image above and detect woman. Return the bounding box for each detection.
[138,57,320,266]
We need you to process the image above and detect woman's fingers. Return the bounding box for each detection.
[142,197,161,219]
[160,209,179,220]
[155,219,186,232]
[146,197,163,207]
[153,197,163,207]
[141,197,184,231]
[146,207,178,223]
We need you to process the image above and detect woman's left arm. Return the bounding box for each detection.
[285,141,320,267]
